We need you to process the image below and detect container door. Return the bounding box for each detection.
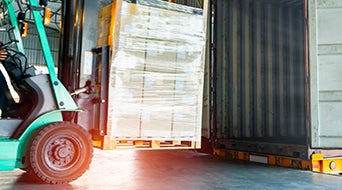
[309,0,342,148]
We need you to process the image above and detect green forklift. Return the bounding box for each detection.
[0,0,93,184]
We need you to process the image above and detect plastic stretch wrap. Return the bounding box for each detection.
[100,0,206,144]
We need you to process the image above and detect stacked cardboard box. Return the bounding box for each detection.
[98,0,205,148]
[97,3,114,48]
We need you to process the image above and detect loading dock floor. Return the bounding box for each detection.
[1,148,342,190]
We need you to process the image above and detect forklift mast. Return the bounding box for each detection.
[58,0,84,92]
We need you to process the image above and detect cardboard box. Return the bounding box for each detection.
[96,3,113,47]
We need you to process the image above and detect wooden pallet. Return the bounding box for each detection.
[113,140,197,149]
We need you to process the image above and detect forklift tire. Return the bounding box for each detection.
[28,121,93,184]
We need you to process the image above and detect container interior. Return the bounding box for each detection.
[214,0,307,145]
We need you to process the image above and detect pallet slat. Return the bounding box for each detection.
[112,140,197,149]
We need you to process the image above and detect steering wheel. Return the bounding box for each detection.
[0,40,18,50]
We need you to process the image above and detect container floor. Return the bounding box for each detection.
[1,149,342,189]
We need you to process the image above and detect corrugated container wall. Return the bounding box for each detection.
[214,0,307,145]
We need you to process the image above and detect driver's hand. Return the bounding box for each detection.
[0,41,7,61]
[0,49,7,61]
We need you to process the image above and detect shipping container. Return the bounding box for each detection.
[212,0,342,160]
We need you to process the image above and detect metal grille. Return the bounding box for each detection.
[0,27,59,68]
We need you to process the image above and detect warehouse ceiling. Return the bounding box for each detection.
[45,0,62,30]
[8,0,62,31]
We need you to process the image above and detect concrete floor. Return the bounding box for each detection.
[1,148,342,190]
